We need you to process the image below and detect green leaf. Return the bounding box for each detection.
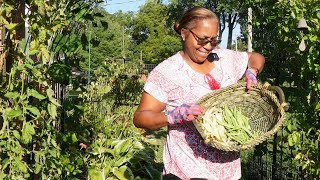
[71,133,78,143]
[88,166,103,180]
[48,103,58,119]
[40,46,50,62]
[292,134,298,144]
[290,11,296,18]
[28,49,39,55]
[12,130,21,140]
[104,164,111,178]
[28,89,46,100]
[35,163,42,174]
[105,149,115,157]
[51,139,58,148]
[4,23,18,30]
[113,139,133,155]
[25,122,36,135]
[16,159,28,173]
[22,122,35,144]
[26,106,41,117]
[49,148,59,158]
[114,157,129,167]
[7,109,22,118]
[0,173,5,179]
[29,39,38,50]
[4,92,20,99]
[52,24,62,32]
[1,158,10,170]
[113,166,134,180]
[316,102,320,110]
[294,153,302,160]
[286,121,292,132]
[48,61,72,85]
[288,134,293,146]
[46,89,61,106]
[0,140,6,146]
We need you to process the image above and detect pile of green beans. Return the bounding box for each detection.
[217,106,258,144]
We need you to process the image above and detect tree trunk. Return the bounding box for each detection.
[218,13,226,40]
[227,13,237,49]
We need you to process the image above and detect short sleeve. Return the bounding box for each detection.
[232,51,249,80]
[144,69,168,103]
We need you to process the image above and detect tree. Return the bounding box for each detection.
[129,0,181,63]
[79,9,131,75]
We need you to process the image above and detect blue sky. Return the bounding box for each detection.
[105,0,146,14]
[104,0,239,48]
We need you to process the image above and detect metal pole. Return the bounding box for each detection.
[122,26,125,59]
[140,50,142,60]
[235,36,238,51]
[88,24,91,84]
[248,8,253,52]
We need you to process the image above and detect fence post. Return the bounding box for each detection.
[272,133,278,179]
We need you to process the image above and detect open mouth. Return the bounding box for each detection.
[197,50,209,57]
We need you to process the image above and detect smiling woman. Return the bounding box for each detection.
[133,6,265,180]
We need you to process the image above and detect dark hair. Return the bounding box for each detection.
[174,7,218,35]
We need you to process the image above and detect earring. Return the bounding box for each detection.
[182,35,185,41]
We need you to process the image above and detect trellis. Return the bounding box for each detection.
[0,25,6,74]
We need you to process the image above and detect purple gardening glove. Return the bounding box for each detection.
[245,68,258,90]
[167,103,204,125]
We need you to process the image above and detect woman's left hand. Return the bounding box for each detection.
[245,68,258,89]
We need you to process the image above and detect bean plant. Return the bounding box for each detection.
[0,0,162,179]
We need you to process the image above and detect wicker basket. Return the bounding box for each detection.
[193,81,289,152]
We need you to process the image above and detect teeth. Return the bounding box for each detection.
[198,51,208,56]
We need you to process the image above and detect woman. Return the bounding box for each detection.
[133,7,265,180]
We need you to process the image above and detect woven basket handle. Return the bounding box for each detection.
[267,86,289,111]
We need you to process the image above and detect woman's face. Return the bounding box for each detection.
[182,18,219,64]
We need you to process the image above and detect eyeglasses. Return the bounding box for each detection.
[189,29,221,46]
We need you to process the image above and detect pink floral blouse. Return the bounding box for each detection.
[144,48,248,180]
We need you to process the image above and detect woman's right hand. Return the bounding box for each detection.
[167,103,204,124]
[133,93,203,130]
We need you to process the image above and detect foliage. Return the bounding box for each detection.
[0,0,162,179]
[0,0,102,178]
[128,0,181,63]
[78,1,182,65]
[91,59,145,106]
[238,0,320,178]
[230,37,247,51]
[79,9,130,74]
[70,70,162,179]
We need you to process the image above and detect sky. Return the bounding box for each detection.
[104,0,240,48]
[105,0,146,14]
